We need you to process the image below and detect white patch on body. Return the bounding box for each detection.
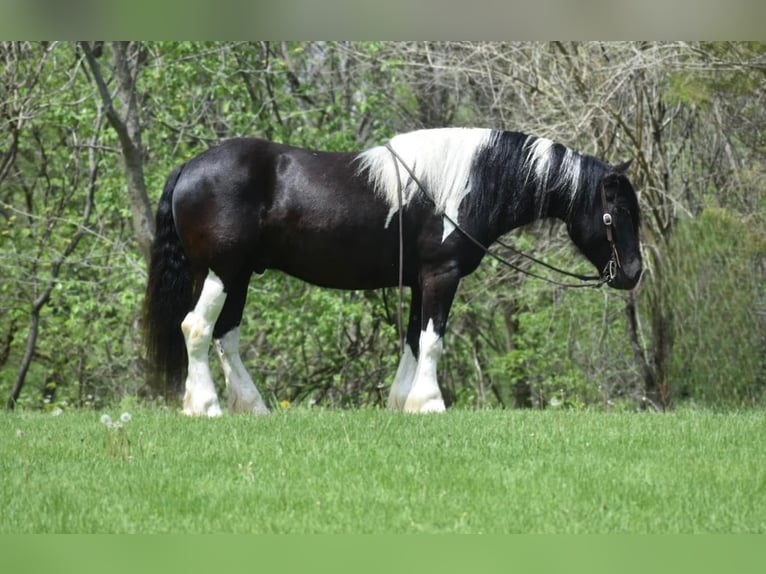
[357,128,494,242]
[214,327,270,415]
[181,271,226,417]
[401,319,447,413]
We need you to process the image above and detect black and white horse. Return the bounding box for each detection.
[144,128,642,415]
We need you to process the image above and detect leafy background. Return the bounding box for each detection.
[1,42,764,412]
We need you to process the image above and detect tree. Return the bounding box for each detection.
[2,42,104,408]
[81,41,154,264]
[2,41,763,410]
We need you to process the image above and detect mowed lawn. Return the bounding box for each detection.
[2,407,764,533]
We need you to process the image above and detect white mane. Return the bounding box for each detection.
[357,128,494,242]
[523,135,583,214]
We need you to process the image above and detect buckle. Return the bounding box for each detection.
[607,259,617,280]
[602,213,613,226]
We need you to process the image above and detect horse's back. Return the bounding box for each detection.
[169,138,400,287]
[173,137,360,216]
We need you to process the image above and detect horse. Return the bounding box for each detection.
[143,127,642,416]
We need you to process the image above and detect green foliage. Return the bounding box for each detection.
[2,41,765,412]
[661,208,766,406]
[235,275,400,408]
[483,278,637,409]
[654,43,763,107]
[0,42,145,410]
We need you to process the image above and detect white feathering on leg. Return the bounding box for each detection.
[403,319,446,413]
[182,270,226,417]
[215,327,269,415]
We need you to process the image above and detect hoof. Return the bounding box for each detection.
[403,397,446,414]
[183,394,223,417]
[229,395,270,415]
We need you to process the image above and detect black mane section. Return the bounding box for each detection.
[571,153,610,216]
[463,131,530,238]
[462,130,618,239]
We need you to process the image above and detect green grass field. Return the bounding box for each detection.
[2,407,764,533]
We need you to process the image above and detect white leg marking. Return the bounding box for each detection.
[215,327,269,415]
[387,344,418,411]
[181,271,226,417]
[403,319,447,413]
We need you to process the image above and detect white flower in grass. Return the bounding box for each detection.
[100,414,112,426]
[120,412,132,423]
[51,407,63,417]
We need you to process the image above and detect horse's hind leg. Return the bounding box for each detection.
[181,270,227,416]
[213,272,269,415]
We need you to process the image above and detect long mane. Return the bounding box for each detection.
[357,128,608,239]
[357,128,495,241]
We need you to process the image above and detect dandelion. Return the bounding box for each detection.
[238,461,255,483]
[100,411,134,461]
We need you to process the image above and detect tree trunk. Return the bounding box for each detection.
[625,291,667,411]
[7,312,39,409]
[81,41,154,264]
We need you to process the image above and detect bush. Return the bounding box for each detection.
[663,208,766,406]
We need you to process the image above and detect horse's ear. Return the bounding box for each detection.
[613,159,633,174]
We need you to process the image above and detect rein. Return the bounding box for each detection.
[384,143,621,292]
[391,148,406,354]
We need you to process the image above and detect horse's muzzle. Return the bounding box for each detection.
[608,258,642,290]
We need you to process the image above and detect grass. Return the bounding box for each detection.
[1,406,765,533]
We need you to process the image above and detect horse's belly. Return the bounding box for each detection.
[269,248,401,290]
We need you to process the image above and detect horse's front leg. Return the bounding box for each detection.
[402,264,460,414]
[388,287,421,410]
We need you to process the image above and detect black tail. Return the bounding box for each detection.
[143,164,192,395]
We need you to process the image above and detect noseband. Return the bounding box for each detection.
[600,182,622,283]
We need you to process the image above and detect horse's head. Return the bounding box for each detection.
[568,160,643,290]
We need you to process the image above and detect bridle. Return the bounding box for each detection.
[385,143,622,288]
[600,181,622,284]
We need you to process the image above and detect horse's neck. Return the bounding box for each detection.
[491,171,574,240]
